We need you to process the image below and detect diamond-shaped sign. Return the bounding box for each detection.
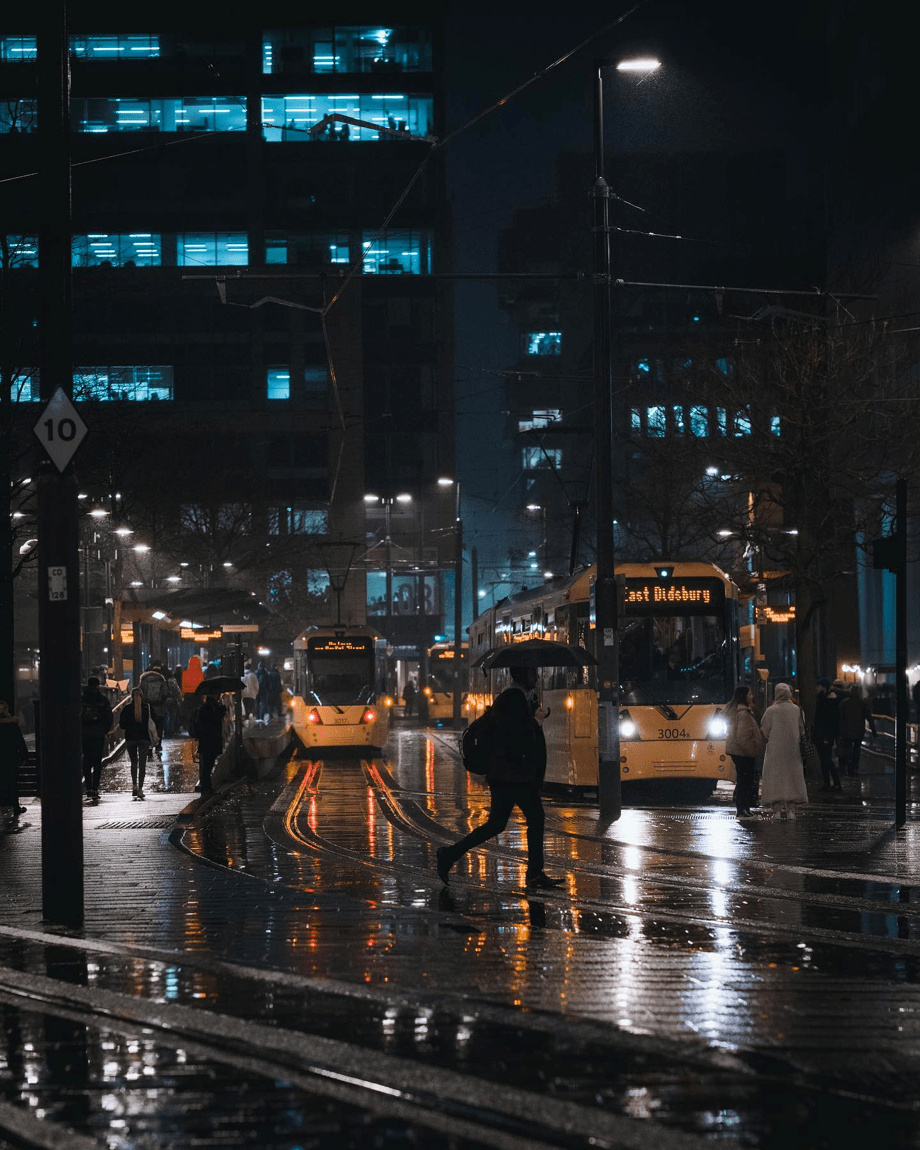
[33,387,88,473]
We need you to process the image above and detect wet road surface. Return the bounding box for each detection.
[2,724,920,1146]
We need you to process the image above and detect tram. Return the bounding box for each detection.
[291,625,393,751]
[422,641,469,724]
[468,562,742,795]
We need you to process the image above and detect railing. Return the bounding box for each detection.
[863,713,919,766]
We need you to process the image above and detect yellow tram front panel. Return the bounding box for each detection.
[618,703,734,784]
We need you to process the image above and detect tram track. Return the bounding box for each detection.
[0,959,739,1150]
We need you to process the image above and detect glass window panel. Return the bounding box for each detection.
[733,408,752,436]
[646,406,666,437]
[265,237,287,264]
[715,407,727,435]
[524,332,561,356]
[522,446,562,469]
[267,368,290,400]
[9,373,39,402]
[689,406,708,436]
[304,366,328,391]
[70,35,160,58]
[672,405,685,434]
[634,357,650,377]
[716,356,734,377]
[262,93,432,141]
[0,37,37,62]
[72,366,173,401]
[362,229,430,274]
[518,409,562,432]
[264,27,431,75]
[1,99,38,133]
[630,407,642,432]
[72,96,245,133]
[177,232,247,267]
[4,235,39,267]
[770,415,782,436]
[72,233,162,267]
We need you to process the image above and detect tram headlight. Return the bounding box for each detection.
[565,695,575,710]
[361,707,377,724]
[619,709,638,739]
[423,686,432,696]
[383,696,394,708]
[708,713,728,738]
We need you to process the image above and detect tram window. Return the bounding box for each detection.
[620,614,729,704]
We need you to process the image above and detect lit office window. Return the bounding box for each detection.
[0,37,37,62]
[672,405,686,434]
[634,357,650,377]
[361,229,431,274]
[72,233,162,266]
[630,408,642,432]
[266,368,290,400]
[72,96,246,133]
[646,406,666,437]
[263,27,432,75]
[9,373,39,402]
[261,93,432,141]
[518,409,561,432]
[521,446,562,469]
[177,233,248,266]
[770,414,782,436]
[689,406,708,437]
[264,232,351,266]
[716,356,734,377]
[72,366,174,401]
[70,35,160,58]
[715,407,728,435]
[524,332,561,356]
[1,99,37,132]
[3,235,38,267]
[268,505,329,534]
[733,407,752,436]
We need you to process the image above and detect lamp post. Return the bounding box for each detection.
[593,57,660,822]
[439,478,464,729]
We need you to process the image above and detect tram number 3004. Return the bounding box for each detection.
[657,728,691,739]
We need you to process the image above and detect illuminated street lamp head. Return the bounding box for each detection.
[526,503,542,512]
[115,526,133,536]
[89,508,109,518]
[133,543,150,553]
[616,57,661,72]
[437,477,454,487]
[396,493,412,503]
[364,494,379,503]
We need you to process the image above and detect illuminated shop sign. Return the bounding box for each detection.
[758,605,795,624]
[309,638,372,653]
[623,578,725,613]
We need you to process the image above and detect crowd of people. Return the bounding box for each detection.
[725,677,877,821]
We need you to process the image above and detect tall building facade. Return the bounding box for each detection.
[1,3,454,686]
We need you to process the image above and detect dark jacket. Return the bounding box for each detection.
[487,683,547,785]
[119,701,151,742]
[81,686,113,739]
[838,692,875,740]
[0,714,28,764]
[812,689,841,740]
[194,698,226,748]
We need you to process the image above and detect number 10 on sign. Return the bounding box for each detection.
[32,388,88,473]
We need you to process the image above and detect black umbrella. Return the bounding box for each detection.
[195,676,244,695]
[476,639,597,670]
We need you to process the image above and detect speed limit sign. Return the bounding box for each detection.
[32,387,88,472]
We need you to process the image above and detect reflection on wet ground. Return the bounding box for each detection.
[4,725,920,1146]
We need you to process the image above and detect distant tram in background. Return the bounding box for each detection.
[468,562,742,797]
[422,641,469,724]
[292,626,393,752]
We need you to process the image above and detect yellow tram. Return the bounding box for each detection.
[468,562,742,796]
[422,641,469,724]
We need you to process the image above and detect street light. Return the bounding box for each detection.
[593,55,661,822]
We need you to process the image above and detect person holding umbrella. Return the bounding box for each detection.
[436,663,563,890]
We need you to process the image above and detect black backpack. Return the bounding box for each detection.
[81,696,109,729]
[459,706,496,775]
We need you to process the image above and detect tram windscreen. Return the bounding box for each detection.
[618,578,730,705]
[429,650,466,693]
[306,638,375,705]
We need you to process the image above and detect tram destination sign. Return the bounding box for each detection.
[309,637,372,653]
[624,577,725,614]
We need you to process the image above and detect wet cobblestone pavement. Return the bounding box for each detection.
[3,723,920,1147]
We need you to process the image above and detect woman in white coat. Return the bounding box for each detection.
[760,682,808,819]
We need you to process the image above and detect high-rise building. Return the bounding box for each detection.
[1,4,454,681]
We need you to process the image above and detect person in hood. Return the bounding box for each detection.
[760,682,809,819]
[0,700,28,824]
[812,677,842,790]
[81,676,113,803]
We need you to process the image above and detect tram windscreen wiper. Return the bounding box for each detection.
[621,680,679,721]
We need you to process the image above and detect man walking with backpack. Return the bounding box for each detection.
[81,676,113,802]
[436,665,563,890]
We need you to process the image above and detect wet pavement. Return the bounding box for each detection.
[2,724,920,1146]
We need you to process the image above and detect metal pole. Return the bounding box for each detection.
[895,476,908,827]
[452,482,464,729]
[593,64,621,822]
[37,0,83,926]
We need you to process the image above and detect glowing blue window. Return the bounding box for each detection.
[1,100,37,133]
[265,238,288,264]
[267,369,290,400]
[3,235,38,267]
[689,406,708,436]
[70,35,160,58]
[72,366,173,401]
[634,357,650,375]
[72,233,162,267]
[518,409,561,432]
[525,332,561,356]
[72,96,246,133]
[733,408,752,436]
[715,408,727,435]
[177,233,248,266]
[0,37,37,62]
[771,415,782,436]
[262,93,432,141]
[522,446,562,469]
[646,406,666,437]
[263,27,431,75]
[9,373,39,402]
[269,506,329,534]
[716,356,734,377]
[672,405,685,434]
[631,408,642,432]
[304,366,328,391]
[362,230,431,274]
